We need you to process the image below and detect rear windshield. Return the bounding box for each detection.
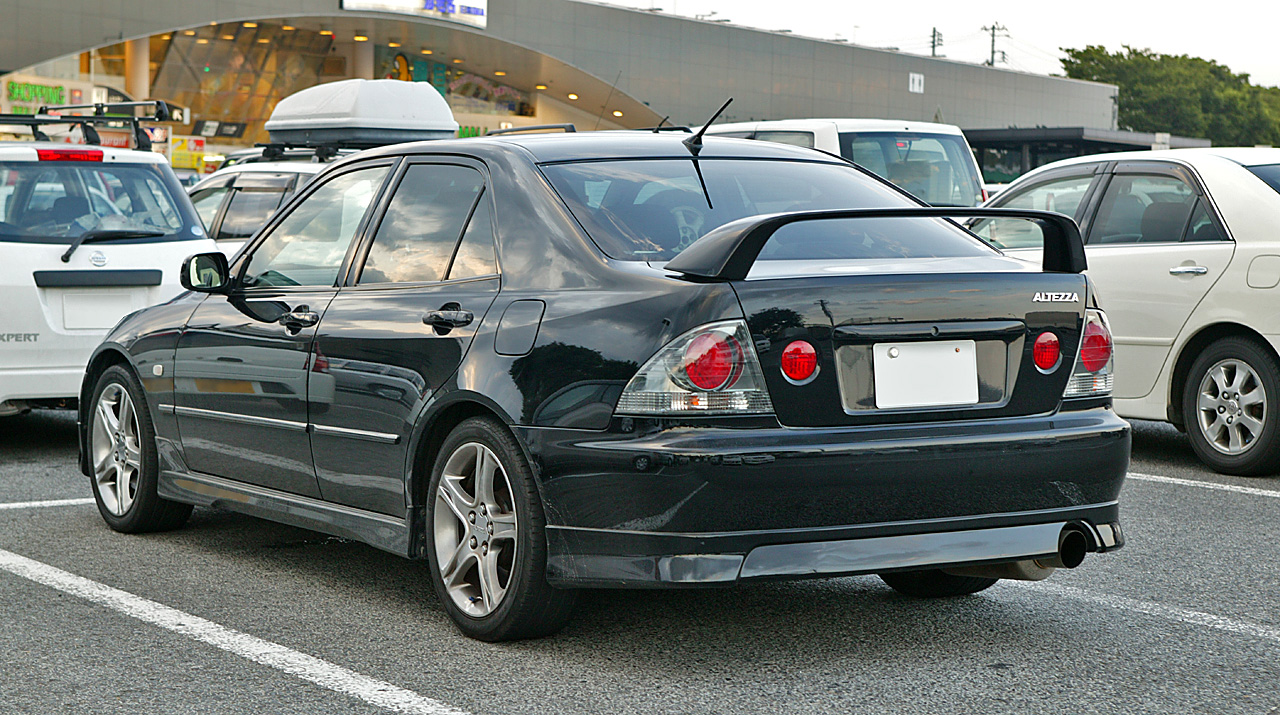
[0,161,187,244]
[1248,164,1280,194]
[837,132,984,207]
[540,158,994,262]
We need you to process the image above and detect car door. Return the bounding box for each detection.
[173,161,395,497]
[1081,162,1235,399]
[309,160,500,515]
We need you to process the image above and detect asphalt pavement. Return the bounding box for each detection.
[1,409,1277,714]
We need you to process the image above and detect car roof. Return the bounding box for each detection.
[706,118,967,135]
[1018,147,1280,179]
[0,141,168,164]
[345,131,845,165]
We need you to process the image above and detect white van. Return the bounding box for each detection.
[704,119,987,207]
[0,137,216,416]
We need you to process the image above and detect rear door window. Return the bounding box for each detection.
[190,187,230,231]
[1089,174,1196,245]
[358,164,485,284]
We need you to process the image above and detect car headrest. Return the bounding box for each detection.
[1140,201,1192,242]
[52,195,90,223]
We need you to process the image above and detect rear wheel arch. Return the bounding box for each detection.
[1167,323,1279,427]
[406,396,534,538]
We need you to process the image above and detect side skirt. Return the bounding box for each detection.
[158,470,412,557]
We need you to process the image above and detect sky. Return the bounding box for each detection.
[604,0,1280,87]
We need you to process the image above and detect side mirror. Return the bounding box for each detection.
[181,252,231,293]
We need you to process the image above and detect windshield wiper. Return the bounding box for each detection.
[61,229,166,263]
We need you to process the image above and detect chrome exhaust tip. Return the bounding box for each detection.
[944,525,1091,581]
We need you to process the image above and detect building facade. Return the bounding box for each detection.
[1,0,1118,160]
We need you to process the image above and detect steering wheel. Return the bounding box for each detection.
[644,190,707,253]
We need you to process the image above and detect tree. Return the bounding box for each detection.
[1061,45,1280,147]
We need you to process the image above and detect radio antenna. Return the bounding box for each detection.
[683,98,732,156]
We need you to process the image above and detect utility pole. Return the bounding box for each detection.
[981,23,1008,66]
[930,27,944,57]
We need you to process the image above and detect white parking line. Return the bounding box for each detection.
[0,549,469,715]
[0,497,95,510]
[1009,581,1280,645]
[1128,472,1280,499]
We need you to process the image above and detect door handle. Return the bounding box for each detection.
[279,305,320,329]
[1169,266,1209,276]
[422,310,474,329]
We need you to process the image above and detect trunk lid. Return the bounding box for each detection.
[734,256,1089,427]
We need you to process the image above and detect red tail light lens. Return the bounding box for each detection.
[781,340,818,382]
[37,148,103,162]
[683,332,743,391]
[1080,319,1113,373]
[1033,332,1060,371]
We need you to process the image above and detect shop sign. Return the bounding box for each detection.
[170,135,207,170]
[341,0,488,29]
[1,74,99,115]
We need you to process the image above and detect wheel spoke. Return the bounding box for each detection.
[1197,391,1221,412]
[477,548,504,612]
[1228,424,1245,452]
[437,477,473,525]
[118,393,135,439]
[1227,364,1250,393]
[1209,365,1231,396]
[1239,386,1265,407]
[97,398,119,435]
[489,513,517,542]
[1240,413,1265,436]
[440,540,472,589]
[474,445,498,507]
[124,445,142,473]
[118,467,134,514]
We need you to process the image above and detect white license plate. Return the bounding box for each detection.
[873,340,979,409]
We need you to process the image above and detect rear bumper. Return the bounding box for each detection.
[546,513,1123,587]
[0,366,85,404]
[518,405,1129,587]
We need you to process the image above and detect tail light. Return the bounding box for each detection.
[781,340,818,383]
[616,320,774,416]
[37,148,103,162]
[1033,332,1061,372]
[1063,310,1113,398]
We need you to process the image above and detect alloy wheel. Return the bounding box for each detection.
[433,442,519,618]
[1195,358,1267,455]
[91,383,141,516]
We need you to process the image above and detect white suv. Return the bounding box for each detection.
[0,131,216,416]
[704,118,987,207]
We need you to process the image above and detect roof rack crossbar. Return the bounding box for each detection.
[0,100,171,151]
[485,124,577,136]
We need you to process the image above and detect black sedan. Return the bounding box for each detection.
[79,130,1129,641]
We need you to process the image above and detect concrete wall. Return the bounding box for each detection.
[0,0,1117,131]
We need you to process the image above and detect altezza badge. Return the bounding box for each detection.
[1033,292,1079,303]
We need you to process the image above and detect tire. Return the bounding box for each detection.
[1181,337,1280,476]
[87,365,192,533]
[878,569,998,598]
[425,417,576,641]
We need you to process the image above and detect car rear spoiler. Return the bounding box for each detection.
[663,208,1086,281]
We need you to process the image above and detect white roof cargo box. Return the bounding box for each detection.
[264,79,459,146]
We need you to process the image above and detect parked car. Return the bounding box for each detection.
[703,118,987,207]
[79,130,1128,642]
[0,104,217,417]
[189,161,327,257]
[975,148,1280,475]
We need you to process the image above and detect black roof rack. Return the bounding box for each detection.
[0,100,173,151]
[253,143,353,162]
[485,124,577,136]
